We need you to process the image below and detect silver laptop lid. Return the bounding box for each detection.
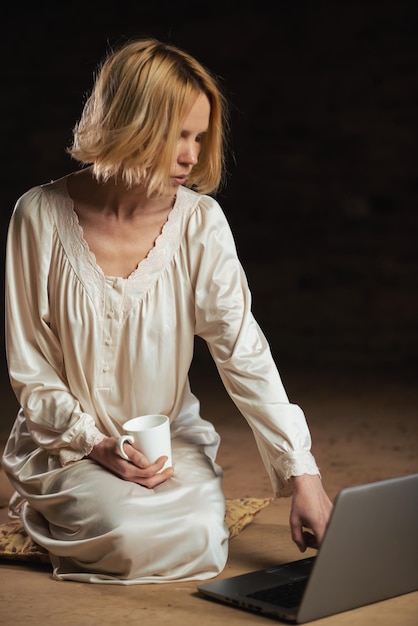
[297,473,418,622]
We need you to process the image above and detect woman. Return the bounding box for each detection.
[2,38,332,584]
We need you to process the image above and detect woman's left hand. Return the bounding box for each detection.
[87,436,174,488]
[289,474,333,552]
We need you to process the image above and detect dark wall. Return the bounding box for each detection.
[2,0,417,375]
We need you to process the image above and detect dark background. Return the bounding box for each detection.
[1,0,417,414]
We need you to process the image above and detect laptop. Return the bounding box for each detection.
[198,473,418,623]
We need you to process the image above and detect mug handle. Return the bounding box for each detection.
[116,434,135,460]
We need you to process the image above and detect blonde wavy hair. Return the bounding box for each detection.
[68,38,228,196]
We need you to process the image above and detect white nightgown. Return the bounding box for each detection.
[2,177,319,584]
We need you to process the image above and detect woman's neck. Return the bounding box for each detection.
[68,168,176,218]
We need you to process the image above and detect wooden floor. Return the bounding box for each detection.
[1,363,417,625]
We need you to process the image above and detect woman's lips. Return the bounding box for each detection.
[172,175,187,185]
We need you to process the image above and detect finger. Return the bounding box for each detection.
[305,513,329,548]
[121,444,151,469]
[153,456,171,471]
[290,516,306,553]
[133,454,170,473]
[141,466,174,488]
[123,455,172,480]
[129,465,174,489]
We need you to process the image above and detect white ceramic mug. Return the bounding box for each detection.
[116,414,172,471]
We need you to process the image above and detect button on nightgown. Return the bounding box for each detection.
[2,177,319,583]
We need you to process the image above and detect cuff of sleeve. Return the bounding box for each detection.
[59,427,106,466]
[271,452,320,497]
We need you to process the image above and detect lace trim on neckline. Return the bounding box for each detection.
[51,178,187,316]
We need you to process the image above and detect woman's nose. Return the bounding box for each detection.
[179,143,199,166]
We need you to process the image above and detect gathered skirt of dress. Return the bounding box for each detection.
[3,415,229,585]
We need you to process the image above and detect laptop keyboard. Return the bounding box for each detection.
[247,578,308,608]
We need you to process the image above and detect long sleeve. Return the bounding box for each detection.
[188,196,319,496]
[5,188,105,464]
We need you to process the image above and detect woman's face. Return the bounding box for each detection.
[170,91,210,188]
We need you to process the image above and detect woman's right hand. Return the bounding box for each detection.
[87,436,174,488]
